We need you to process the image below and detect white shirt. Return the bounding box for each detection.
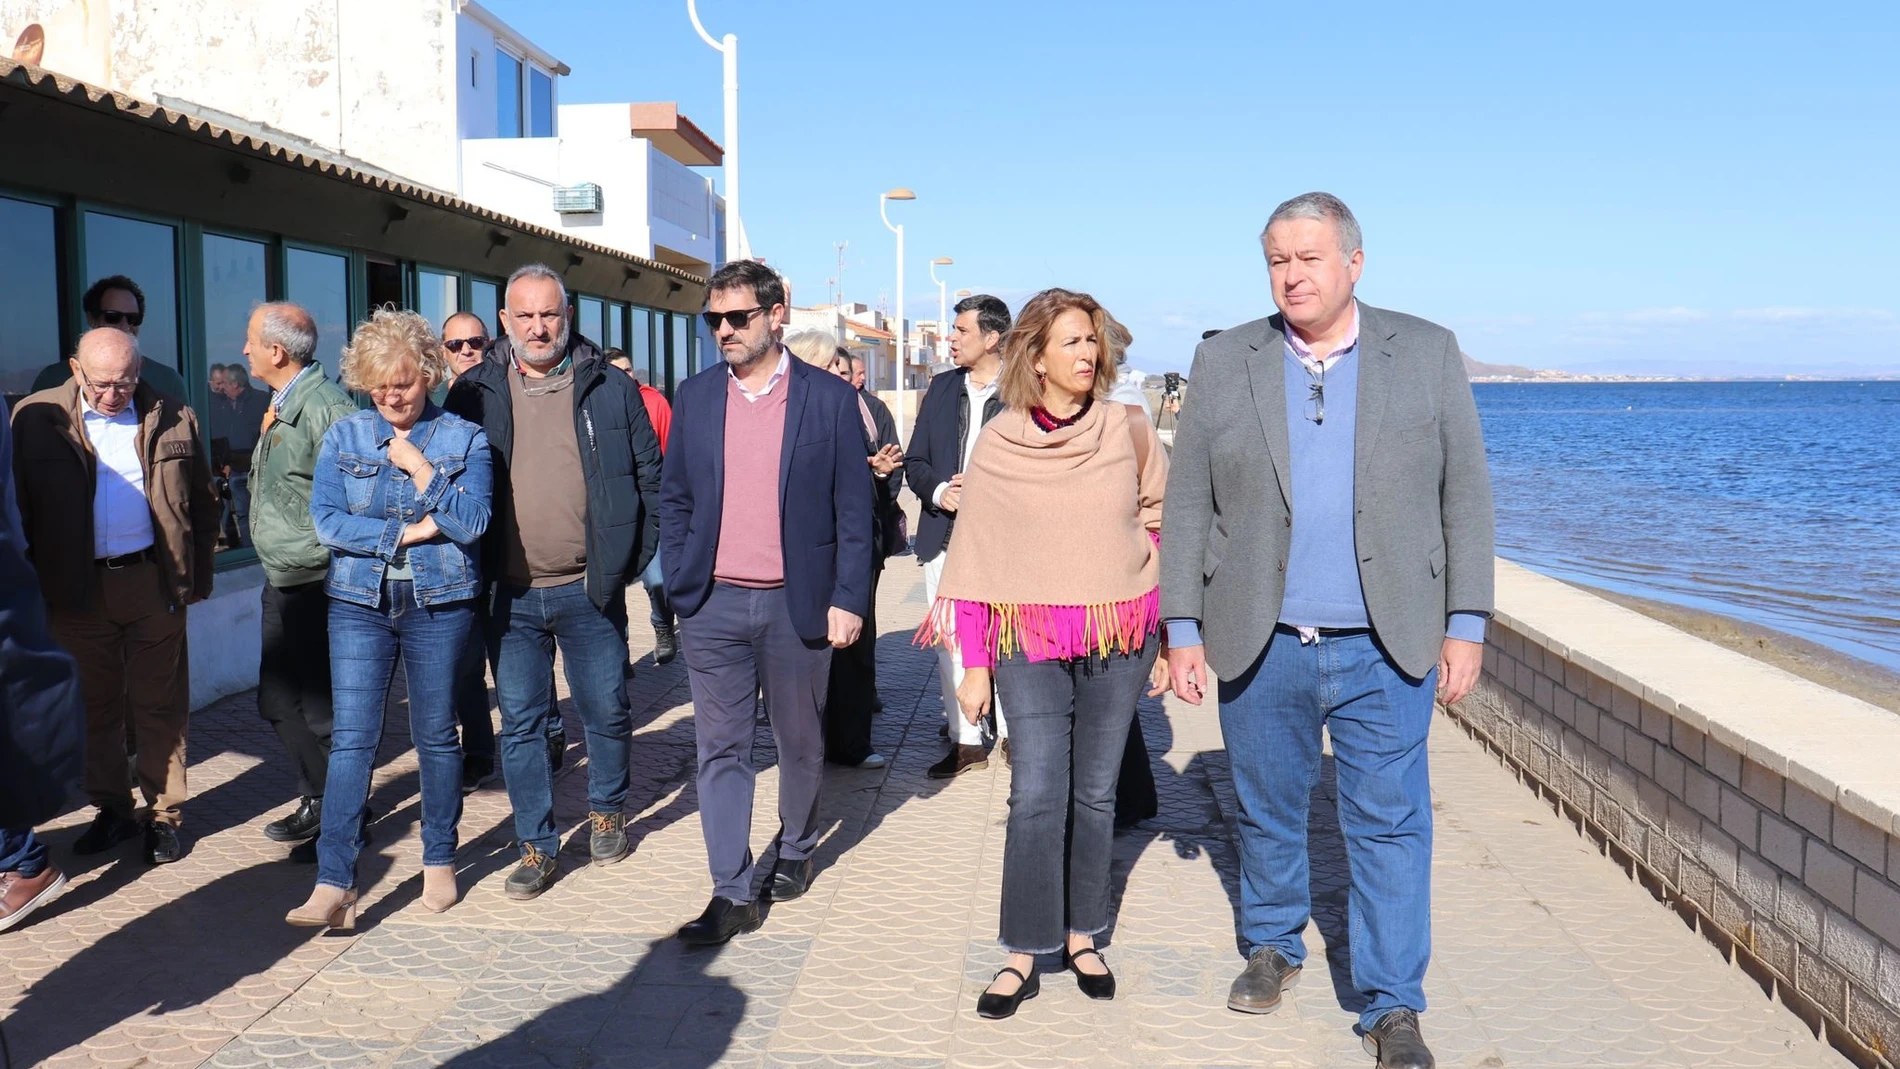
[730,349,791,402]
[80,396,155,557]
[932,369,1001,508]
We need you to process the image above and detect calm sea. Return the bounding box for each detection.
[1474,381,1900,673]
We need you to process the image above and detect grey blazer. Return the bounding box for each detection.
[1158,303,1495,682]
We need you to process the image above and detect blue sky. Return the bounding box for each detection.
[485,0,1900,375]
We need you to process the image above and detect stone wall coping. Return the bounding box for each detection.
[1492,559,1900,836]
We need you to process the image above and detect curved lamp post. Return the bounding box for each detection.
[929,257,953,365]
[686,1,740,264]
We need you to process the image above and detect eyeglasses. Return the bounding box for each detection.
[1304,371,1325,425]
[99,310,145,328]
[77,368,139,397]
[701,307,765,332]
[369,381,419,399]
[444,336,490,355]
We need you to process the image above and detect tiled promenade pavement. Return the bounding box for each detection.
[2,567,1854,1069]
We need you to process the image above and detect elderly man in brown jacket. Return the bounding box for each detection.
[10,328,218,865]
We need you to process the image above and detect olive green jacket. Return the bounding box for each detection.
[249,365,357,587]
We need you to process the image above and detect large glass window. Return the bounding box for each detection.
[469,278,500,336]
[578,296,604,347]
[669,313,689,390]
[415,268,459,335]
[605,301,625,353]
[83,211,180,374]
[529,68,554,137]
[0,196,60,406]
[631,307,655,386]
[202,234,267,378]
[286,247,349,368]
[496,50,523,138]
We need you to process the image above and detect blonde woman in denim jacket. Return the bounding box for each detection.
[287,308,492,929]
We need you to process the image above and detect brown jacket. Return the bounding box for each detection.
[9,378,219,613]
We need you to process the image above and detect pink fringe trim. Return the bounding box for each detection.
[913,587,1161,668]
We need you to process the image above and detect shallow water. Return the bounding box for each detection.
[1475,380,1900,672]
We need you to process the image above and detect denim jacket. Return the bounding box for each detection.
[311,403,493,608]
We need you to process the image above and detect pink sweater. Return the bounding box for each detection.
[712,375,787,588]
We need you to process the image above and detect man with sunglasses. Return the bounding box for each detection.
[244,303,357,861]
[10,327,219,866]
[31,276,188,402]
[660,259,873,946]
[445,264,664,901]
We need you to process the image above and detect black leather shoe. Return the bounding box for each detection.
[547,728,567,773]
[1062,947,1116,1000]
[1227,946,1301,1014]
[72,809,139,855]
[653,619,679,665]
[143,822,183,865]
[265,797,322,843]
[769,857,814,901]
[927,744,989,779]
[1363,1009,1435,1069]
[975,966,1039,1019]
[677,896,761,947]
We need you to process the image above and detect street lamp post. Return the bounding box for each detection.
[878,188,916,434]
[929,257,953,367]
[686,1,740,265]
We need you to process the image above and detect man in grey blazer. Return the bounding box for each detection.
[1160,192,1494,1069]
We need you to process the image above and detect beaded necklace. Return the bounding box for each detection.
[1029,392,1093,433]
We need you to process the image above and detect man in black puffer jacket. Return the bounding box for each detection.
[445,264,662,901]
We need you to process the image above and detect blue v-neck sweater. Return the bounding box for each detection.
[1279,350,1370,629]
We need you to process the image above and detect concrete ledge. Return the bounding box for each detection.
[1446,559,1900,1068]
[188,563,265,711]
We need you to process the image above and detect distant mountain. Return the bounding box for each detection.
[1463,353,1547,380]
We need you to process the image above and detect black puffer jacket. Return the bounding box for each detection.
[445,335,662,611]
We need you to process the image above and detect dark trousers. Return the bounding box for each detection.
[49,559,189,827]
[679,583,831,902]
[822,566,880,765]
[1115,711,1158,825]
[992,643,1156,953]
[258,580,335,799]
[453,604,496,763]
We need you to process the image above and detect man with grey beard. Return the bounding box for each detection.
[445,263,664,901]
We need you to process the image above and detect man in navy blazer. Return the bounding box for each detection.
[660,259,874,946]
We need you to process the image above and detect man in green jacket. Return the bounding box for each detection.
[243,303,357,858]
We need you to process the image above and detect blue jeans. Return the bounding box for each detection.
[0,828,48,878]
[489,580,632,856]
[319,582,471,890]
[1218,626,1436,1031]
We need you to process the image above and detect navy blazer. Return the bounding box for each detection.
[659,355,875,643]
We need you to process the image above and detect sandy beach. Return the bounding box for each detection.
[1572,582,1900,716]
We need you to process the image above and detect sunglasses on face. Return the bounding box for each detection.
[99,310,144,328]
[444,336,490,354]
[701,306,765,332]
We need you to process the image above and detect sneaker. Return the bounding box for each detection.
[857,753,887,770]
[0,866,68,933]
[264,796,322,843]
[653,618,679,665]
[461,756,497,795]
[504,844,559,900]
[588,811,630,866]
[71,809,139,855]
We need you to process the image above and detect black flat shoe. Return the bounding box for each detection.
[769,857,814,901]
[677,896,761,947]
[1062,947,1116,1000]
[265,796,322,843]
[72,809,138,855]
[976,966,1039,1020]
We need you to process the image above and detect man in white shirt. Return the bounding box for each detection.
[902,294,1012,778]
[9,328,218,866]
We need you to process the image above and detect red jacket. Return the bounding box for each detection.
[639,382,673,456]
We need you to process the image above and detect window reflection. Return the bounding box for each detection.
[416,268,459,335]
[84,212,180,373]
[578,296,604,348]
[606,301,624,352]
[202,233,269,553]
[0,197,60,406]
[286,248,349,369]
[669,313,688,390]
[497,50,523,138]
[632,307,655,387]
[469,279,500,336]
[529,69,554,137]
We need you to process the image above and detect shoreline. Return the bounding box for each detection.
[1567,581,1900,716]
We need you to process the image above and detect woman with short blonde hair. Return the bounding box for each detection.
[921,287,1169,1019]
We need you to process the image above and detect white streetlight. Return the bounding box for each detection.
[929,257,953,366]
[686,1,741,265]
[879,188,916,426]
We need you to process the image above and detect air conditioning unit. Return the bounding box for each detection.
[552,183,603,214]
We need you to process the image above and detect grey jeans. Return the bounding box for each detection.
[993,642,1158,953]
